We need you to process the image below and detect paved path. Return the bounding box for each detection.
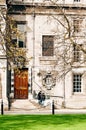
[3,109,86,115]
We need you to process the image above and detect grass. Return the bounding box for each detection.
[0,114,86,130]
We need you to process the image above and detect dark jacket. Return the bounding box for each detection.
[42,93,45,101]
[38,91,42,100]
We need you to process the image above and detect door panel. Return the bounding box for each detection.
[14,68,28,99]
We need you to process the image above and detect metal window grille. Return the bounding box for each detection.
[73,74,82,92]
[73,45,82,62]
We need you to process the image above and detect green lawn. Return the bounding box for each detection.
[0,114,86,130]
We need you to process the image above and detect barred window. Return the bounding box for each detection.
[73,74,82,92]
[42,36,54,56]
[73,19,82,32]
[73,44,82,62]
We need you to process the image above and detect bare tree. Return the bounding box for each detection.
[44,0,86,79]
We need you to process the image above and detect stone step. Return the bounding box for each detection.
[30,99,52,110]
[11,98,58,111]
[11,99,36,111]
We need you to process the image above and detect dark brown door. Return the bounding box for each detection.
[14,68,28,99]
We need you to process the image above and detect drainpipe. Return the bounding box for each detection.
[32,0,35,93]
[32,1,35,67]
[63,57,65,108]
[63,6,66,108]
[31,67,33,93]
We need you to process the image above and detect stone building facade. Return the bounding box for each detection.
[0,0,7,108]
[4,0,86,109]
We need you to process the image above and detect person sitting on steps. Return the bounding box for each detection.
[37,91,42,105]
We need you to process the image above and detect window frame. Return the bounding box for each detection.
[73,74,82,93]
[73,19,82,33]
[42,35,54,56]
[73,44,82,62]
[12,21,27,48]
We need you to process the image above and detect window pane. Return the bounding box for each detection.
[73,74,82,92]
[19,41,24,48]
[17,24,26,33]
[42,36,54,56]
[12,39,17,47]
[73,19,82,32]
[17,22,26,48]
[73,44,82,62]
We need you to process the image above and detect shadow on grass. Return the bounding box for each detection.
[0,114,86,130]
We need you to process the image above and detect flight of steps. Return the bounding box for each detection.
[29,100,46,111]
[11,99,37,111]
[11,99,52,112]
[30,99,52,110]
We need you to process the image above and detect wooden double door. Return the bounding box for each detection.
[14,68,28,99]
